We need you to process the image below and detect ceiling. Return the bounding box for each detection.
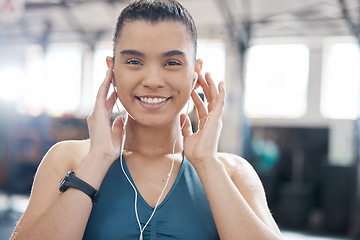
[0,0,359,48]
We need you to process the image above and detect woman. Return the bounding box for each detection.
[11,0,282,239]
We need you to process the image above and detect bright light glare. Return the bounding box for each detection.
[19,45,82,116]
[0,68,26,101]
[197,40,226,85]
[22,45,46,115]
[43,48,82,116]
[321,43,360,119]
[245,44,309,118]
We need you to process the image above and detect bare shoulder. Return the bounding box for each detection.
[217,152,259,182]
[40,139,90,174]
[32,138,91,196]
[217,152,266,199]
[17,139,90,227]
[217,153,281,236]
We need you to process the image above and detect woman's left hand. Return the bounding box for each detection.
[181,72,225,168]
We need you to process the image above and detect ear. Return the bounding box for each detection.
[106,56,114,70]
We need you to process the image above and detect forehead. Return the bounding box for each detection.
[115,20,194,58]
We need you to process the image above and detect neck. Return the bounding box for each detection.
[123,116,184,158]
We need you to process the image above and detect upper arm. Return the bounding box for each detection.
[16,141,84,228]
[219,153,281,235]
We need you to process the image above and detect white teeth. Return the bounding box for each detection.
[139,97,167,104]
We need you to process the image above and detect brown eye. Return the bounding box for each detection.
[126,59,142,65]
[165,60,181,66]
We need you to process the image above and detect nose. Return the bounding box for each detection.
[141,66,165,89]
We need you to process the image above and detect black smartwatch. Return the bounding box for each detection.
[59,171,100,204]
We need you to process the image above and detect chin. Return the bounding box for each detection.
[132,113,180,128]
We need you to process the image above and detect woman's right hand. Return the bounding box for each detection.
[86,69,125,165]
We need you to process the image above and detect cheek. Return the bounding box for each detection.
[113,75,132,102]
[116,84,132,106]
[177,84,193,105]
[114,70,132,89]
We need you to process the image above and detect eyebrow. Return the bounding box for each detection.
[120,50,145,57]
[162,50,186,58]
[120,49,186,58]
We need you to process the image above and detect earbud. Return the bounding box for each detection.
[193,72,198,81]
[192,72,198,90]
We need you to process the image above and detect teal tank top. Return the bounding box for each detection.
[83,156,219,240]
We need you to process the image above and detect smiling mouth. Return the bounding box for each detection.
[137,97,170,104]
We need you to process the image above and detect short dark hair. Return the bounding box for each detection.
[112,0,197,61]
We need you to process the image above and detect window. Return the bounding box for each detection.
[22,45,45,115]
[18,45,82,116]
[43,46,82,116]
[244,44,310,118]
[321,42,360,119]
[0,67,25,101]
[197,40,226,86]
[1,45,82,116]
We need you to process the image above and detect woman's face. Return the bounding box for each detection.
[109,20,199,127]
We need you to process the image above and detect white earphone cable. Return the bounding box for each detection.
[112,74,196,240]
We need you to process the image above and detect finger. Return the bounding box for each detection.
[212,81,226,117]
[191,91,208,130]
[95,69,113,107]
[112,115,125,137]
[203,73,221,113]
[180,113,193,138]
[205,72,219,101]
[105,92,116,118]
[197,73,211,102]
[105,90,117,112]
[191,90,207,118]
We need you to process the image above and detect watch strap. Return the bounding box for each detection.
[60,171,100,204]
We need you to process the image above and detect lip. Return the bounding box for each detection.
[135,95,171,110]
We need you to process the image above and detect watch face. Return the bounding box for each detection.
[59,173,72,192]
[59,179,67,192]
